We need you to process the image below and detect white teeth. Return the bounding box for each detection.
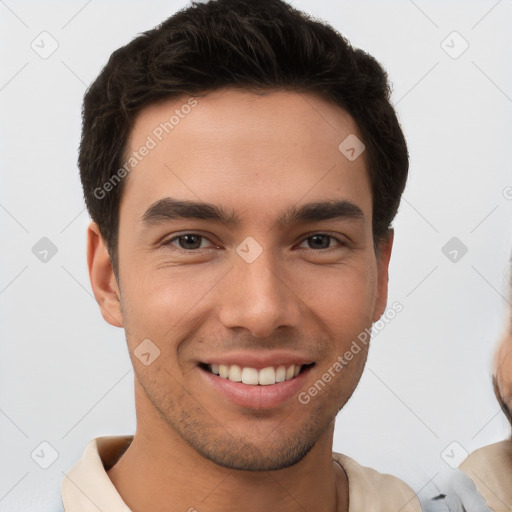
[207,363,303,386]
[219,364,229,378]
[228,364,242,382]
[258,367,275,386]
[275,365,286,383]
[241,367,259,385]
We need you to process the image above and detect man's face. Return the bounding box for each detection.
[92,89,392,471]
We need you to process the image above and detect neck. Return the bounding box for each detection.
[107,385,348,512]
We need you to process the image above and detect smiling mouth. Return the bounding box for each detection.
[199,362,315,386]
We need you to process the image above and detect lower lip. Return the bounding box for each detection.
[199,366,314,410]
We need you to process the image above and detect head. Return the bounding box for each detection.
[494,257,512,427]
[83,0,408,471]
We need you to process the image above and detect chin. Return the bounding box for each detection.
[194,436,317,471]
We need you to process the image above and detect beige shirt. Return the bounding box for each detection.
[61,435,421,512]
[459,440,512,512]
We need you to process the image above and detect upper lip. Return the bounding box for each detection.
[199,351,315,369]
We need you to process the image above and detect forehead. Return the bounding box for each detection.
[120,89,371,220]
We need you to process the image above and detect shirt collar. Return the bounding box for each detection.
[61,436,133,512]
[62,435,421,512]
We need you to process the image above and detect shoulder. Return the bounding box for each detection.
[459,440,512,512]
[460,439,512,472]
[332,452,422,512]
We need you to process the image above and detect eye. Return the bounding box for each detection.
[160,232,346,252]
[298,233,345,250]
[162,233,217,251]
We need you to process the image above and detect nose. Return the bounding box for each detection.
[218,249,303,339]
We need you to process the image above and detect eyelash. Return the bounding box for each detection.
[160,232,346,252]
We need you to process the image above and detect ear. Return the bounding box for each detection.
[87,221,124,328]
[372,230,394,323]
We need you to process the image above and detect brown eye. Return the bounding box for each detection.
[162,233,214,251]
[299,234,344,250]
[175,234,203,250]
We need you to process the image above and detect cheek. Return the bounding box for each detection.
[302,261,377,332]
[496,335,512,399]
[120,263,226,349]
[120,246,377,350]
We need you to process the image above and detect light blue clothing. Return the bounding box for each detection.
[420,470,493,512]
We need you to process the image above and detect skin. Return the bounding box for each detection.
[495,317,512,415]
[87,89,393,512]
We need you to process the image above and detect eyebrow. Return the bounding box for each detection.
[140,197,365,229]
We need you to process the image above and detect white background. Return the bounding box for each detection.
[1,0,511,510]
